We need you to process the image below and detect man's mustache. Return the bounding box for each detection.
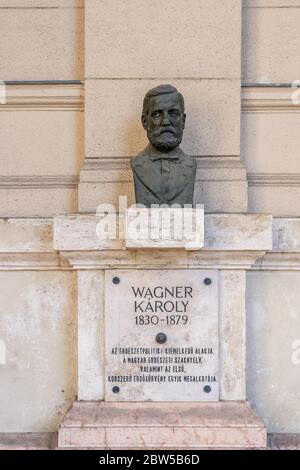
[153,128,177,137]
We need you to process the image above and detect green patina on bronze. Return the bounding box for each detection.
[131,84,196,207]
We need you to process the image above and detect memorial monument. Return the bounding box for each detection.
[2,0,298,451]
[54,84,272,450]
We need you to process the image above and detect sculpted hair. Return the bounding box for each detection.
[142,84,185,115]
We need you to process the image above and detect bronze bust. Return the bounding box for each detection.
[131,84,196,207]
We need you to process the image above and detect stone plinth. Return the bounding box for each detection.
[58,401,267,450]
[52,213,273,404]
[53,212,272,449]
[125,207,204,250]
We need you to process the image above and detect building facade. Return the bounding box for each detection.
[0,0,299,447]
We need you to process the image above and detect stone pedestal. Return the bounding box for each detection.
[125,207,204,250]
[59,401,266,450]
[54,212,273,450]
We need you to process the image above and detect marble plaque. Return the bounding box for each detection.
[105,270,219,401]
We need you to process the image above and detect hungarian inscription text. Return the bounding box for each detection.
[105,270,219,401]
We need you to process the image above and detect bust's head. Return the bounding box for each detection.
[142,84,186,153]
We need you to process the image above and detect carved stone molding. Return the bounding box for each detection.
[0,176,79,189]
[0,84,84,111]
[242,86,300,114]
[248,173,300,187]
[80,157,246,183]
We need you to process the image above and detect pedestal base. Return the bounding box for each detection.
[58,401,267,450]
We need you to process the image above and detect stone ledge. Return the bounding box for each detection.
[58,401,267,450]
[53,213,273,253]
[8,215,300,270]
[0,218,53,253]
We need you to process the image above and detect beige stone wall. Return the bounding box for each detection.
[241,86,300,216]
[247,271,300,433]
[242,0,300,216]
[0,270,77,432]
[242,0,300,84]
[0,0,84,81]
[0,83,84,217]
[242,0,300,432]
[0,0,82,432]
[0,1,84,217]
[0,219,78,432]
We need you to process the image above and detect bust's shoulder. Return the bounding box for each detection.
[131,149,150,169]
[181,153,197,169]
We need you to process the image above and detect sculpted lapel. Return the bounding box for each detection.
[131,149,196,205]
[131,151,164,202]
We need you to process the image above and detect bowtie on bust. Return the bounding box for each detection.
[151,155,179,162]
[151,155,179,174]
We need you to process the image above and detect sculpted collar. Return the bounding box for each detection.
[147,145,185,163]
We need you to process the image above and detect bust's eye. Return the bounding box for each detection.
[170,110,179,117]
[152,112,160,118]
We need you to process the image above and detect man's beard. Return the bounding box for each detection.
[148,129,182,152]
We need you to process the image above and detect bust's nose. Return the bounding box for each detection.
[161,111,171,126]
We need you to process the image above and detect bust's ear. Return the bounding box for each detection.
[141,114,148,130]
[182,113,186,129]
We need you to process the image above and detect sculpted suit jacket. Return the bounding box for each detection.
[131,145,197,207]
